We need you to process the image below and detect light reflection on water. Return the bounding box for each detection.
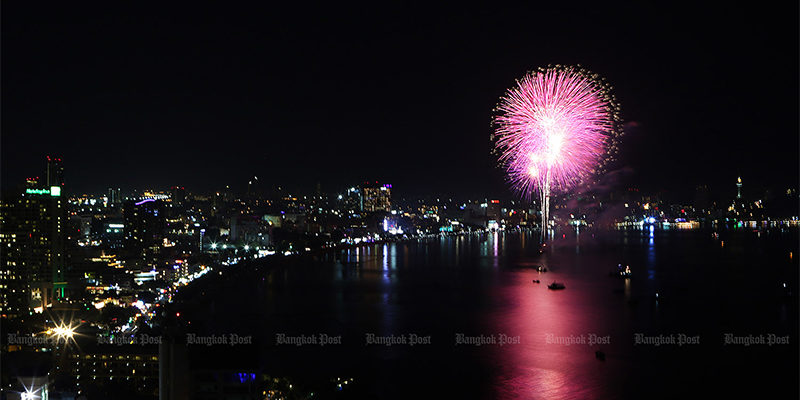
[234,229,798,399]
[647,225,655,280]
[488,237,623,399]
[342,233,628,398]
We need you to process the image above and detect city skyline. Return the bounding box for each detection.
[4,154,788,207]
[1,4,798,399]
[2,3,798,198]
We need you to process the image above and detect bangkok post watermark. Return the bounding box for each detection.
[455,333,520,346]
[364,333,431,346]
[97,333,162,346]
[186,333,252,346]
[6,333,58,346]
[275,333,341,347]
[723,333,790,346]
[546,333,610,346]
[634,333,699,346]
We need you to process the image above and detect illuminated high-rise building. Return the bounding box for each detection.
[0,201,28,318]
[361,182,392,212]
[124,199,165,267]
[736,177,742,199]
[46,155,65,187]
[340,187,362,213]
[108,187,122,204]
[487,199,501,222]
[1,158,68,311]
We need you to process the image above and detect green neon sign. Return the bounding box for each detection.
[25,186,61,197]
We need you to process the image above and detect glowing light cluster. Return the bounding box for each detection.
[493,65,621,198]
[46,321,78,345]
[52,324,75,340]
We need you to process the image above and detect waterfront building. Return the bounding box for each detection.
[362,182,392,213]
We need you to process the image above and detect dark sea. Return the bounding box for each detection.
[176,227,799,399]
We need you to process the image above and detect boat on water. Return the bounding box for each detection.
[609,264,631,278]
[547,282,566,290]
[535,266,548,272]
[532,279,540,284]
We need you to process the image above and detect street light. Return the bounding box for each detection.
[49,322,76,343]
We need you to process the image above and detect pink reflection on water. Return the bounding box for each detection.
[488,266,618,399]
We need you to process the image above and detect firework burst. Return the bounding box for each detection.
[492,65,621,235]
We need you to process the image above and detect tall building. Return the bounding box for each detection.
[736,177,742,199]
[46,155,65,187]
[1,164,68,311]
[170,186,186,207]
[0,201,28,318]
[340,187,362,213]
[108,187,122,205]
[487,199,501,222]
[124,199,165,252]
[361,182,392,213]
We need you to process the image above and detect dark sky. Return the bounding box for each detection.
[2,3,798,200]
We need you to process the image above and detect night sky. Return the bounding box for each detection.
[2,3,797,200]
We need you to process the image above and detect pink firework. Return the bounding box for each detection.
[492,65,621,234]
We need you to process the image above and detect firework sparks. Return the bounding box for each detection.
[492,65,621,236]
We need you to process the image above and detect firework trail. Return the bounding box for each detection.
[492,65,621,238]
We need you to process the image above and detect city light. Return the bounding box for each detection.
[47,321,79,345]
[20,388,40,400]
[1,7,797,400]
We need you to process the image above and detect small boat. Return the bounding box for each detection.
[535,266,548,272]
[532,279,540,284]
[610,264,631,278]
[547,282,566,290]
